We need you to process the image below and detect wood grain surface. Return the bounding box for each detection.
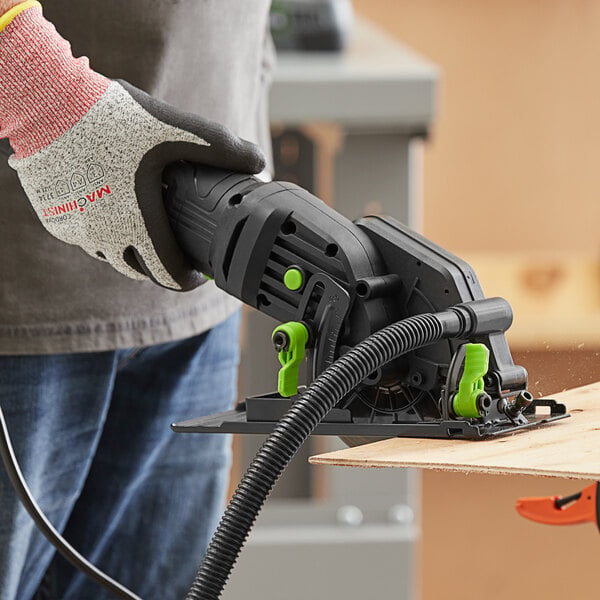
[310,382,600,479]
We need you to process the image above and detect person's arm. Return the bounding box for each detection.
[0,1,265,290]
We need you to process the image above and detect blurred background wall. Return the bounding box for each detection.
[352,2,600,598]
[355,0,600,255]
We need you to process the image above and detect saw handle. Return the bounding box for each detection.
[163,162,261,277]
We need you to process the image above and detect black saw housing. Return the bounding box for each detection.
[163,164,567,440]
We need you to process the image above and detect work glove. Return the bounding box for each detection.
[0,1,265,290]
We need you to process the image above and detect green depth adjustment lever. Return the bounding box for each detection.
[272,322,309,397]
[452,343,491,418]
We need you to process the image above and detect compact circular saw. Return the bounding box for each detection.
[164,163,568,442]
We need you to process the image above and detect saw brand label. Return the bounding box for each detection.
[41,185,112,218]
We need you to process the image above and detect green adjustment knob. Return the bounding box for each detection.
[452,343,490,419]
[284,267,304,291]
[272,321,309,397]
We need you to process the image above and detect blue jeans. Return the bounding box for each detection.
[0,311,240,600]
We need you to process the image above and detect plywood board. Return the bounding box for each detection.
[310,382,600,479]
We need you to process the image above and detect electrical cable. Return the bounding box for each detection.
[0,406,142,600]
[185,308,468,599]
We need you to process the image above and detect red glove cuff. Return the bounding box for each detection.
[0,3,109,158]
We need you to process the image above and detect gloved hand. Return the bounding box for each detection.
[0,1,265,290]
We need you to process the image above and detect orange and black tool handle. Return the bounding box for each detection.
[516,482,600,530]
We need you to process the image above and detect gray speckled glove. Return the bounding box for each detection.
[9,80,266,291]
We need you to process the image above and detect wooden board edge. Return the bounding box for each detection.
[308,455,594,480]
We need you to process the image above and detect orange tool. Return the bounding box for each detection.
[516,482,600,530]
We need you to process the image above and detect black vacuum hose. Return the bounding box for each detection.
[0,297,505,600]
[185,306,476,600]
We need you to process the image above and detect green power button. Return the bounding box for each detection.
[284,268,304,291]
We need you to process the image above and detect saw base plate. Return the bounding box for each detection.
[172,393,569,440]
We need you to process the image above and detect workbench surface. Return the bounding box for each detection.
[310,382,600,479]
